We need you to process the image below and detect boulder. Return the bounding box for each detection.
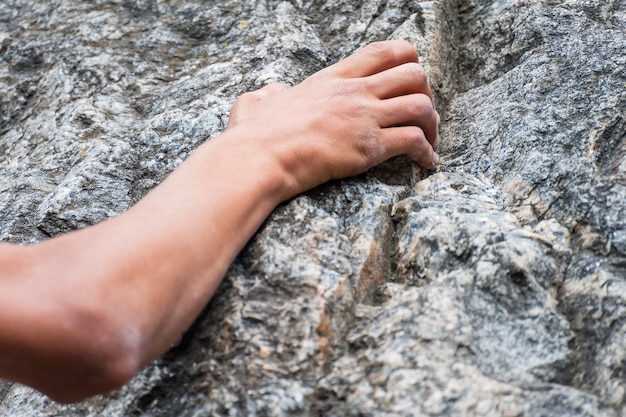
[0,0,624,415]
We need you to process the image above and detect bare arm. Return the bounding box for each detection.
[0,40,439,403]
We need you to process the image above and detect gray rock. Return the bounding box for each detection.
[0,0,625,416]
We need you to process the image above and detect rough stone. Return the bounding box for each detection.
[0,0,625,416]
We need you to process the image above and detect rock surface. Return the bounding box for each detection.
[1,0,625,416]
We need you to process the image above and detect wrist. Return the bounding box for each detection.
[210,127,301,204]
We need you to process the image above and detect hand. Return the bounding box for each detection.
[225,40,440,198]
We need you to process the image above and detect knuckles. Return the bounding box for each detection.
[405,125,428,153]
[364,41,397,62]
[405,125,436,167]
[407,93,435,117]
[406,125,426,142]
[402,62,428,90]
[365,39,418,63]
[332,78,362,97]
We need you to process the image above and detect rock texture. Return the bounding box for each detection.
[1,0,625,416]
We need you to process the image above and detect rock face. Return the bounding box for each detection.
[1,0,625,415]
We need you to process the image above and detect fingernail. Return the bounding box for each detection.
[432,152,440,166]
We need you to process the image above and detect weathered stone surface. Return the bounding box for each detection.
[1,0,625,416]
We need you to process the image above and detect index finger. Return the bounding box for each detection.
[327,40,419,79]
[365,62,434,104]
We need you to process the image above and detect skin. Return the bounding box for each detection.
[0,40,439,403]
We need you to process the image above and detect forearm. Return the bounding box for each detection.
[8,130,286,401]
[61,130,284,350]
[100,130,288,357]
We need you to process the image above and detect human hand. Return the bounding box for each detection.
[226,40,440,198]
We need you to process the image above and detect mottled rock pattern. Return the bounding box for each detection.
[1,0,625,416]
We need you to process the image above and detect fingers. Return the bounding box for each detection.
[365,62,433,102]
[328,40,419,79]
[376,94,439,146]
[326,41,438,149]
[364,62,438,147]
[380,126,439,169]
